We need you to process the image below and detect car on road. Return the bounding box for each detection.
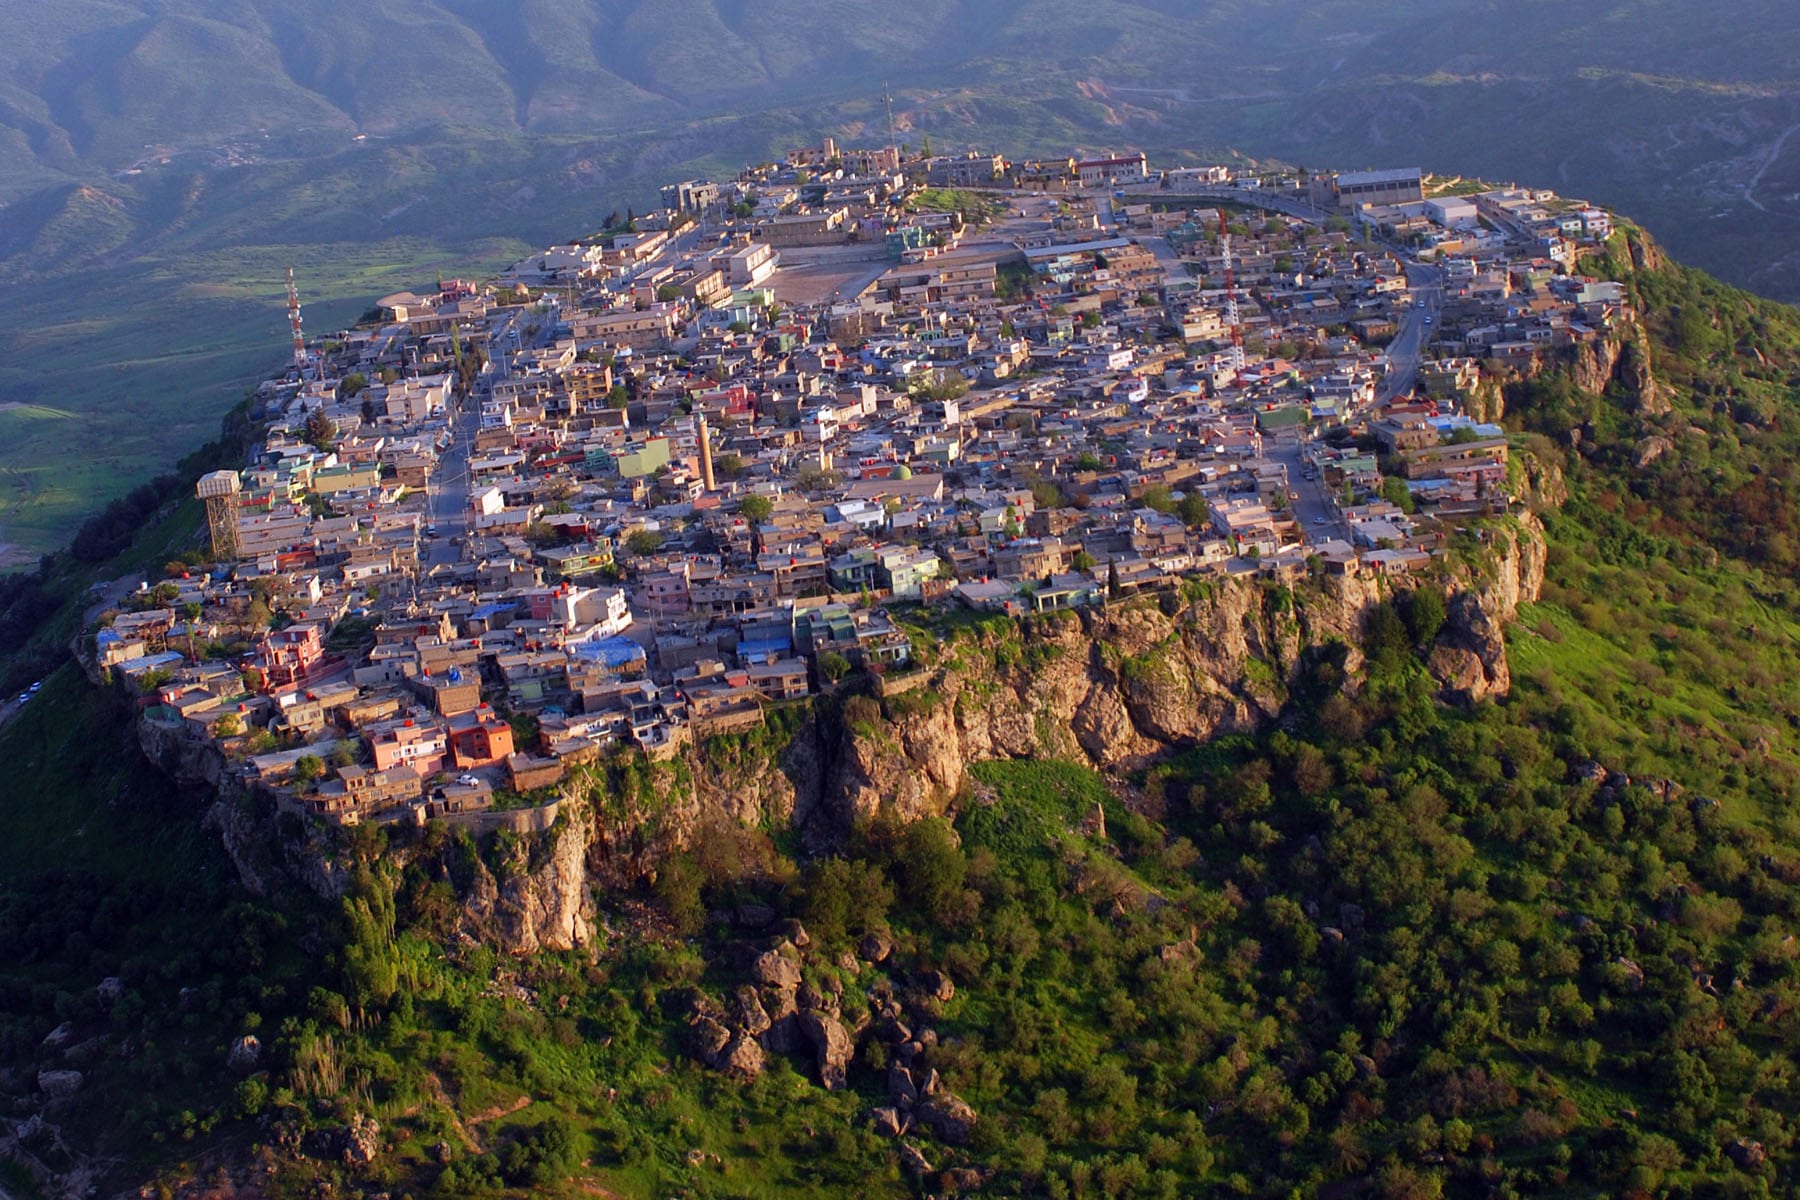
[1312,517,1330,525]
[426,524,439,537]
[1423,316,1432,324]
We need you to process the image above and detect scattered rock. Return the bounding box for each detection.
[689,1016,731,1065]
[342,1112,381,1164]
[800,1009,854,1090]
[869,1106,909,1138]
[227,1034,262,1074]
[1726,1138,1767,1169]
[898,1142,934,1176]
[752,947,802,991]
[718,1035,765,1081]
[777,918,810,948]
[941,1165,985,1193]
[918,969,955,1004]
[889,1062,918,1107]
[859,931,894,963]
[1615,957,1646,991]
[735,904,775,928]
[734,987,771,1038]
[1631,435,1675,469]
[41,1022,75,1050]
[920,1067,942,1096]
[95,977,125,1009]
[916,1092,978,1144]
[917,1027,938,1050]
[37,1069,83,1101]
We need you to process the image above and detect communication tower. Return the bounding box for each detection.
[286,266,308,373]
[1217,210,1246,374]
[196,470,242,562]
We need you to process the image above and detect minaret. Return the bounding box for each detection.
[698,413,717,492]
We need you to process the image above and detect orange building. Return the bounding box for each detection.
[448,706,515,770]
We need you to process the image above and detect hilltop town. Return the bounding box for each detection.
[87,142,1626,829]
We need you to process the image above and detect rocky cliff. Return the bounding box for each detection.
[810,512,1545,834]
[129,516,1546,955]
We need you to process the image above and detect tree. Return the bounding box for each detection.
[340,372,368,398]
[1072,550,1097,573]
[1405,588,1447,646]
[293,754,325,785]
[819,650,851,684]
[738,494,774,523]
[605,385,629,410]
[1107,560,1122,599]
[898,817,967,925]
[304,406,337,451]
[625,529,663,557]
[1380,476,1418,514]
[1141,485,1177,514]
[1177,493,1210,528]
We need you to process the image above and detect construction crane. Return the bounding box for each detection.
[1217,210,1246,375]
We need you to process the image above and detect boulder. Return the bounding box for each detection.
[95,977,125,1009]
[800,1009,854,1090]
[36,1069,83,1101]
[941,1166,985,1193]
[859,931,894,963]
[916,1093,978,1144]
[918,970,955,1004]
[752,947,802,991]
[888,1062,918,1107]
[1727,1138,1767,1169]
[898,1142,935,1177]
[718,1035,765,1081]
[777,918,810,948]
[41,1022,75,1050]
[689,1016,731,1065]
[919,1067,942,1096]
[735,903,775,928]
[734,987,771,1038]
[869,1106,909,1138]
[342,1112,381,1164]
[227,1034,262,1074]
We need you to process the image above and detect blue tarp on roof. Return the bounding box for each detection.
[470,602,521,622]
[569,636,646,668]
[737,636,792,664]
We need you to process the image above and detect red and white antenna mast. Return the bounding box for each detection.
[1217,210,1245,374]
[286,266,307,373]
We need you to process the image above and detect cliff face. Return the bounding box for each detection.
[129,518,1546,955]
[455,802,595,953]
[812,513,1546,833]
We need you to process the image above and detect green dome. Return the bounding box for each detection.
[894,465,913,480]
